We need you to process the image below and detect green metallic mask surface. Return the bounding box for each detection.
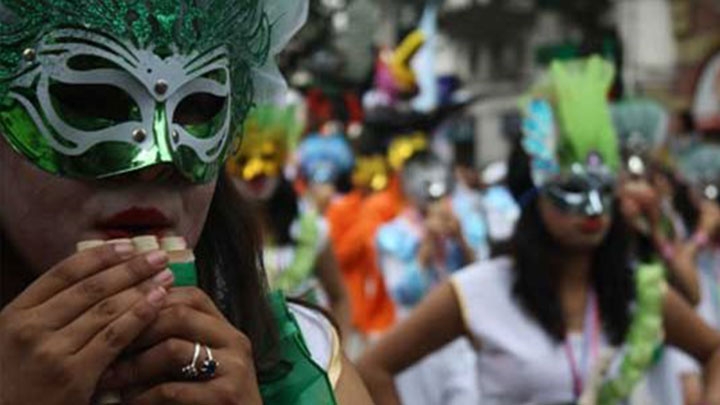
[0,0,271,183]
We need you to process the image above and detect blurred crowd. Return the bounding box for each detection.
[228,27,720,404]
[2,0,720,404]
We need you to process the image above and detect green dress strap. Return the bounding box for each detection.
[259,292,338,405]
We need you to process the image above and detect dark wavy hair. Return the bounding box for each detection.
[669,174,699,233]
[506,137,534,203]
[195,171,279,372]
[265,177,300,246]
[511,196,635,345]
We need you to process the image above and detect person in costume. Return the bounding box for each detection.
[612,99,709,305]
[325,147,394,350]
[295,130,355,215]
[611,100,720,405]
[450,138,491,260]
[357,56,720,405]
[446,124,520,258]
[327,31,431,338]
[334,132,431,338]
[678,144,720,331]
[648,143,720,405]
[375,151,481,405]
[376,152,475,315]
[225,105,352,342]
[0,1,372,404]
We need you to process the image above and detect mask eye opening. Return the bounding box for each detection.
[67,54,124,71]
[49,81,140,131]
[173,92,227,128]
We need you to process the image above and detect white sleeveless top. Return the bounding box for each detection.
[450,258,612,405]
[290,303,343,387]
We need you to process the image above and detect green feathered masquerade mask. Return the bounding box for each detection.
[0,0,307,183]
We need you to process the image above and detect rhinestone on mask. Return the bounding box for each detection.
[22,48,36,62]
[154,80,169,95]
[133,129,148,143]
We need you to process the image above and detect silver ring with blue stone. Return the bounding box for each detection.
[199,345,219,379]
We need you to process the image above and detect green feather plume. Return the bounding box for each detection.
[550,56,620,172]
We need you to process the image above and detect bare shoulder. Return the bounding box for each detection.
[334,356,375,405]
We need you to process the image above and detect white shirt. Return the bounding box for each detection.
[451,258,612,404]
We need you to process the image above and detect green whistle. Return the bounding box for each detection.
[169,261,198,287]
[168,250,198,287]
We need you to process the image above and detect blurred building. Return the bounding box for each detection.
[285,0,720,165]
[615,0,720,136]
[400,0,718,163]
[432,0,619,165]
[666,0,720,135]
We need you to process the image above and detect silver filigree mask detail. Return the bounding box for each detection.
[5,28,232,182]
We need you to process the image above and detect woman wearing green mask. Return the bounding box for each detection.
[0,1,371,404]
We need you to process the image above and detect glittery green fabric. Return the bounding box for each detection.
[0,0,271,123]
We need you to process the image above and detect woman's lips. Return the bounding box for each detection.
[96,207,174,238]
[248,176,268,194]
[579,217,605,234]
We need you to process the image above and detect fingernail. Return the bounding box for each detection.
[147,286,167,307]
[114,243,135,258]
[146,250,168,267]
[152,269,174,286]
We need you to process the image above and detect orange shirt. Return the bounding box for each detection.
[327,179,405,334]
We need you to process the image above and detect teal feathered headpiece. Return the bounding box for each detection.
[612,99,668,153]
[677,142,720,200]
[611,99,669,176]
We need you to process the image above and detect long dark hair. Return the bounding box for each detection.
[265,177,300,246]
[511,197,635,345]
[670,175,699,233]
[506,137,534,203]
[195,171,279,372]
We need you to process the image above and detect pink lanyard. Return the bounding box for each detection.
[563,291,600,400]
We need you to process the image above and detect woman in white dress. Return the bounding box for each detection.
[357,56,720,405]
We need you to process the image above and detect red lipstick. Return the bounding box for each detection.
[248,176,268,193]
[579,217,604,234]
[97,207,173,239]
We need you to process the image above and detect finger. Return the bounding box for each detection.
[56,269,175,353]
[129,305,233,351]
[621,199,640,218]
[125,381,228,405]
[10,243,136,310]
[100,339,226,389]
[78,286,168,372]
[37,251,170,328]
[162,288,226,320]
